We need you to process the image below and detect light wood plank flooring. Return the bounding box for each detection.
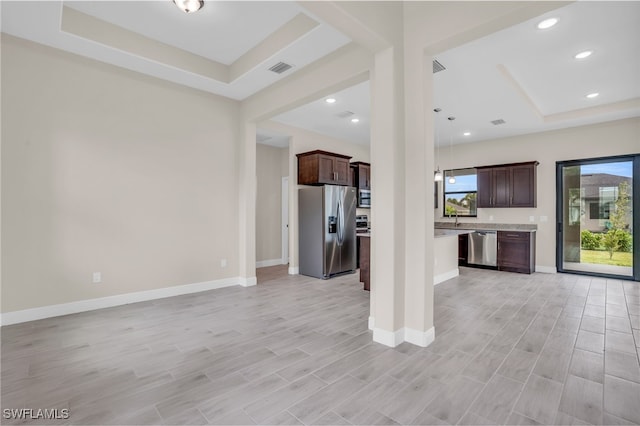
[2,267,639,425]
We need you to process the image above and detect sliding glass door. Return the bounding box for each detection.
[557,155,639,280]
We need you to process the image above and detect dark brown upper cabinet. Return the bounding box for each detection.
[297,150,352,186]
[351,162,371,191]
[477,161,539,208]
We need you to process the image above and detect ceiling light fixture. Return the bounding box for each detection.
[537,17,558,30]
[173,0,204,14]
[351,118,360,123]
[574,50,593,60]
[448,117,456,185]
[325,98,336,104]
[463,132,471,136]
[586,92,599,99]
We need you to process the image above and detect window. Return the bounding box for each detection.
[443,168,477,217]
[588,186,618,220]
[589,202,611,220]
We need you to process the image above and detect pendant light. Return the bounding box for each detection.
[447,116,456,184]
[434,109,443,182]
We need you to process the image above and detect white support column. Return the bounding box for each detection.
[402,44,435,347]
[238,120,257,287]
[370,46,406,347]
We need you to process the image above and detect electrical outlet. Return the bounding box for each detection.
[220,259,227,268]
[92,272,101,283]
[529,216,535,222]
[540,215,548,222]
[489,215,494,221]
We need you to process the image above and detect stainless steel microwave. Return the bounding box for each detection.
[358,189,371,208]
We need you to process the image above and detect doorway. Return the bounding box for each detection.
[557,154,639,280]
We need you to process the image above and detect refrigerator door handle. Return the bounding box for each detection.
[336,197,343,246]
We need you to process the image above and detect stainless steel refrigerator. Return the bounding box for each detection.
[299,185,357,279]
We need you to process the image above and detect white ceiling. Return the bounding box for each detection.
[272,81,371,146]
[0,1,350,100]
[65,1,301,65]
[272,1,640,147]
[3,1,638,148]
[433,1,640,146]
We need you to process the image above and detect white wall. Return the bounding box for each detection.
[435,117,640,271]
[255,143,289,265]
[1,35,241,313]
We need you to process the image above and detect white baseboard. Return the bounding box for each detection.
[256,259,283,268]
[288,266,299,275]
[372,326,436,348]
[0,277,240,326]
[404,327,435,347]
[535,265,557,274]
[373,327,405,348]
[434,268,459,285]
[239,277,257,287]
[368,316,375,330]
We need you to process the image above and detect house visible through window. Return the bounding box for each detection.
[585,183,620,223]
[443,168,477,217]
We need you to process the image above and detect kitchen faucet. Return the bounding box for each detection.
[448,210,459,227]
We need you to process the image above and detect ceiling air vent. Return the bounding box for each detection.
[268,62,293,74]
[491,119,506,125]
[336,111,355,119]
[433,59,446,73]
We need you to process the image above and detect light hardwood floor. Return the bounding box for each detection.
[2,267,639,425]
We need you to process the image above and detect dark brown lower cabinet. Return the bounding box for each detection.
[458,234,468,266]
[358,235,370,291]
[497,231,536,274]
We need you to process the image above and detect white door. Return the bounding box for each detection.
[281,177,289,264]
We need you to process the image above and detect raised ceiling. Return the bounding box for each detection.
[433,1,640,146]
[0,1,350,100]
[273,1,640,147]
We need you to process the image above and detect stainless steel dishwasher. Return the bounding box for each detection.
[468,231,497,267]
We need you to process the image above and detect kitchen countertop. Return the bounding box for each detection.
[435,222,537,232]
[434,229,474,238]
[357,232,371,238]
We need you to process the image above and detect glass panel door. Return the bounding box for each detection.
[558,157,636,278]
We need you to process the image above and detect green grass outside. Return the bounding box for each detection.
[581,249,633,267]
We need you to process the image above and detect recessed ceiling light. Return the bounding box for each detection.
[537,18,558,30]
[463,132,471,136]
[351,118,360,123]
[586,92,599,99]
[325,98,336,104]
[574,50,593,60]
